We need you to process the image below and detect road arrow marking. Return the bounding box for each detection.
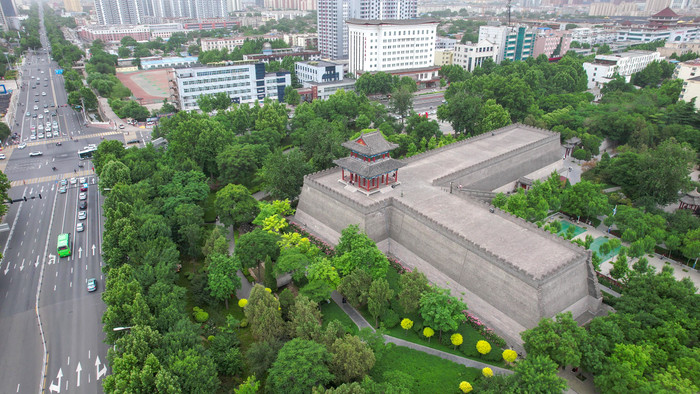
[48,368,62,393]
[3,261,9,275]
[95,356,107,381]
[19,259,24,272]
[91,244,95,256]
[76,362,82,387]
[78,247,82,259]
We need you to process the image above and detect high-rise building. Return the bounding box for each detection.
[0,0,16,18]
[64,0,82,12]
[318,0,417,59]
[143,0,228,20]
[347,18,437,75]
[263,0,315,10]
[227,0,242,12]
[94,0,143,25]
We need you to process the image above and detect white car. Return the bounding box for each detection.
[76,222,84,232]
[0,154,5,160]
[69,177,77,185]
[30,135,36,140]
[17,143,26,149]
[78,211,86,220]
[79,177,86,184]
[38,114,44,119]
[53,131,59,137]
[29,151,43,157]
[41,92,46,96]
[79,192,87,200]
[38,133,44,139]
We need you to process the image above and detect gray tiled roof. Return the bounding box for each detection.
[342,131,399,156]
[333,157,404,178]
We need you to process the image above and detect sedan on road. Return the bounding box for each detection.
[17,143,26,149]
[58,186,66,194]
[77,222,84,232]
[0,154,5,160]
[87,278,96,292]
[79,192,86,200]
[79,201,87,210]
[29,151,42,157]
[78,211,86,220]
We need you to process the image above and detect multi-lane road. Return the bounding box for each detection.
[0,8,124,393]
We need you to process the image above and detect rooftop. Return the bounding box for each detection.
[652,7,680,18]
[346,18,439,26]
[298,60,342,68]
[308,124,583,281]
[341,131,398,156]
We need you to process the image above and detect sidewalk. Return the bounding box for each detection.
[329,291,513,376]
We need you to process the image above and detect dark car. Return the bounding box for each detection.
[126,139,140,144]
[79,201,87,210]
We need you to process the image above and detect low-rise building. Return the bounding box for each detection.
[436,37,458,51]
[142,56,200,70]
[583,50,662,89]
[201,36,249,52]
[169,61,291,111]
[533,28,571,58]
[658,40,700,58]
[296,60,344,84]
[77,25,151,42]
[243,45,322,63]
[479,25,535,63]
[674,58,700,109]
[569,27,617,45]
[434,50,453,66]
[453,40,498,72]
[298,79,357,101]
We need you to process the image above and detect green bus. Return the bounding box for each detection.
[57,233,71,257]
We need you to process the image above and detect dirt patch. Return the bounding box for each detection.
[116,69,170,104]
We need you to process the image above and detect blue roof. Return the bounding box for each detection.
[142,56,198,66]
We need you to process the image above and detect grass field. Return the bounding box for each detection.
[320,299,359,335]
[370,345,481,393]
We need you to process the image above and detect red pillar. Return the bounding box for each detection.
[342,168,345,180]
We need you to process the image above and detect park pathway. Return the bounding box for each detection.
[329,292,513,375]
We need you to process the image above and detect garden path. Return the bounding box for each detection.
[329,292,513,375]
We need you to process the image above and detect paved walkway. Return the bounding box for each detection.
[597,284,621,298]
[329,291,513,375]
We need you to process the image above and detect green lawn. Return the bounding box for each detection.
[356,306,505,367]
[320,299,359,335]
[370,345,481,393]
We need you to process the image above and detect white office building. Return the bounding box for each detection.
[170,62,292,110]
[347,18,437,75]
[453,40,498,72]
[317,0,418,59]
[583,50,662,89]
[296,60,344,85]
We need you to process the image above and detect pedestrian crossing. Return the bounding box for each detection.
[10,169,96,187]
[20,130,123,148]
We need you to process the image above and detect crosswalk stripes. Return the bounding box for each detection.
[10,169,96,187]
[19,130,123,148]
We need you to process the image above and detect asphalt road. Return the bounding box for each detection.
[0,8,115,393]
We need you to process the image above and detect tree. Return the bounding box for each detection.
[401,318,413,330]
[216,143,262,186]
[267,338,334,394]
[0,171,10,218]
[234,375,260,394]
[423,327,435,342]
[389,86,414,123]
[168,348,220,394]
[245,339,284,378]
[476,340,492,356]
[482,367,494,377]
[398,270,429,314]
[451,333,463,349]
[512,355,567,393]
[244,284,285,342]
[100,160,131,191]
[207,253,242,309]
[367,278,393,326]
[288,294,322,340]
[479,99,511,133]
[635,138,695,206]
[330,334,376,384]
[459,381,473,393]
[562,181,608,221]
[215,184,259,232]
[261,148,313,200]
[285,85,300,105]
[437,90,482,135]
[337,268,372,308]
[209,331,243,375]
[419,287,467,340]
[503,349,518,363]
[235,228,280,280]
[521,312,586,367]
